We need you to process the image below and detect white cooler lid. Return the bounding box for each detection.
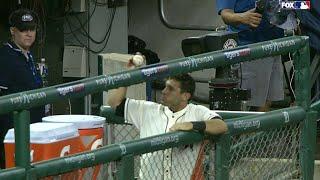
[42,115,105,129]
[4,122,79,144]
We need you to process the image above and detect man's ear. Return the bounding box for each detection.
[183,92,191,101]
[10,27,14,36]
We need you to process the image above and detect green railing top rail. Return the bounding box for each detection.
[0,36,308,115]
[214,110,264,119]
[225,106,305,135]
[0,167,25,180]
[32,131,205,178]
[0,106,302,178]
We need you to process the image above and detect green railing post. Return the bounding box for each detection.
[0,36,308,115]
[293,38,316,179]
[215,134,231,180]
[13,110,31,179]
[0,36,312,179]
[116,154,136,180]
[293,39,311,109]
[301,111,318,179]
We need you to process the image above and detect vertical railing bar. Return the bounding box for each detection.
[116,154,135,180]
[13,110,31,179]
[215,134,231,180]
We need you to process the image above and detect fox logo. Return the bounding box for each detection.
[281,1,311,9]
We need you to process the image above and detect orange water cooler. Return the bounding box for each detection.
[42,115,106,180]
[4,122,80,179]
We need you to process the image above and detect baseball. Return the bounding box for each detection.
[132,55,144,66]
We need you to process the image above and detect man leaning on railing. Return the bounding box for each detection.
[107,56,228,179]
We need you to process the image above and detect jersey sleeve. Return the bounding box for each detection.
[195,105,222,122]
[216,0,236,14]
[124,98,159,130]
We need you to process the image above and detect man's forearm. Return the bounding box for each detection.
[220,9,244,26]
[107,87,127,109]
[220,8,262,28]
[169,119,228,135]
[191,119,228,135]
[204,119,228,135]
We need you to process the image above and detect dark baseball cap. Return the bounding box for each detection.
[9,9,38,31]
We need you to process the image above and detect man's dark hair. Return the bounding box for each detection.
[168,74,195,98]
[9,9,38,31]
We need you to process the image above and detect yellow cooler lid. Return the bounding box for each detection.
[4,122,79,144]
[42,115,106,129]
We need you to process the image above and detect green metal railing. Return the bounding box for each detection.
[0,36,308,114]
[0,36,317,179]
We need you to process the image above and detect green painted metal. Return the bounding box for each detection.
[219,106,305,179]
[13,111,31,179]
[310,100,320,113]
[0,36,314,179]
[117,154,135,180]
[225,106,305,135]
[300,111,318,179]
[215,134,231,180]
[0,168,26,180]
[32,131,204,177]
[292,41,316,179]
[0,36,308,115]
[214,110,264,119]
[230,131,265,151]
[100,105,125,124]
[294,44,311,109]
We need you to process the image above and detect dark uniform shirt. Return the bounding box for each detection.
[0,41,44,168]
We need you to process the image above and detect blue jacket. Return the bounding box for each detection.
[0,42,44,131]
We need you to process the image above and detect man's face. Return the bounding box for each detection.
[161,79,189,108]
[10,27,36,51]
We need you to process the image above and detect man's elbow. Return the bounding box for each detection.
[221,16,229,25]
[220,9,235,26]
[107,99,120,110]
[217,119,228,134]
[208,119,228,135]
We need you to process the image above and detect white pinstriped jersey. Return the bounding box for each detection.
[124,98,220,180]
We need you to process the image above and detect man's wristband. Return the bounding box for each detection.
[191,121,206,133]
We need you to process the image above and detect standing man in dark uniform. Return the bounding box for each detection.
[0,9,44,168]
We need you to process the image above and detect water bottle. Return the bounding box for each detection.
[39,58,51,115]
[230,63,240,80]
[39,58,49,87]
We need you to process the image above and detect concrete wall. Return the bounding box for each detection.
[128,0,224,101]
[64,4,128,77]
[128,0,223,60]
[63,2,128,114]
[88,6,128,77]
